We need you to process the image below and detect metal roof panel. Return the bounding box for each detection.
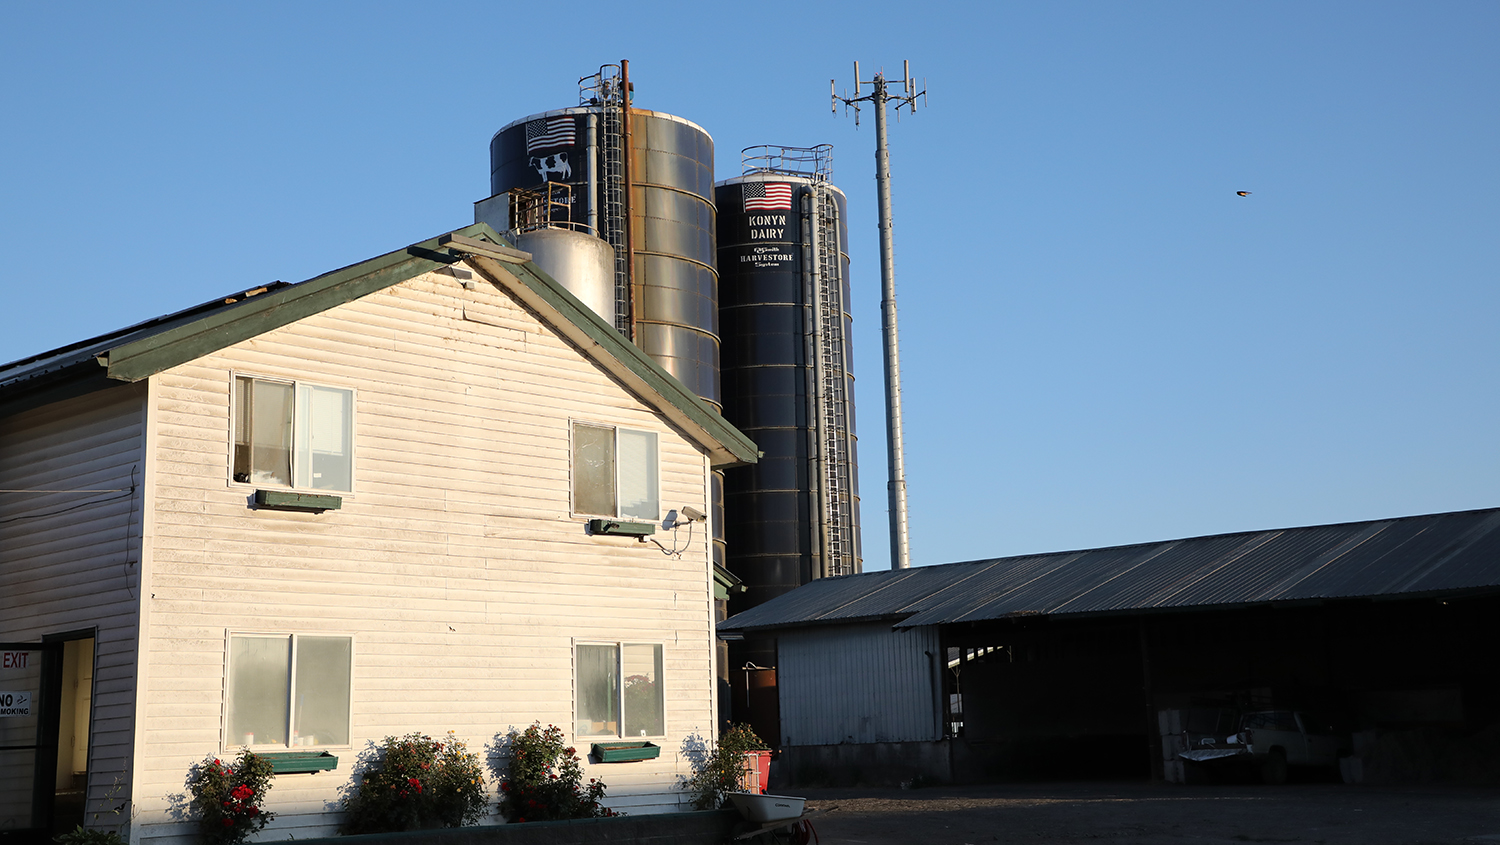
[719,507,1500,634]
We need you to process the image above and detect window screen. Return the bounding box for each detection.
[617,429,658,520]
[572,424,616,516]
[576,644,619,737]
[296,385,353,491]
[227,635,290,747]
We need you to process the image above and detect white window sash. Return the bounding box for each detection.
[574,639,665,740]
[226,631,353,751]
[233,374,354,493]
[572,421,659,520]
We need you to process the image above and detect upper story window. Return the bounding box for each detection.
[571,422,658,520]
[234,376,353,492]
[227,632,352,749]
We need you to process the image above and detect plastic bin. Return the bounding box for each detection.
[740,750,772,794]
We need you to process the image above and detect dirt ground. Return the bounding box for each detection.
[789,781,1500,845]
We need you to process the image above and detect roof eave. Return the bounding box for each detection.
[0,359,114,419]
[98,230,482,383]
[718,612,915,635]
[7,221,756,470]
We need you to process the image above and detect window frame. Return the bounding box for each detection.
[230,372,356,494]
[222,630,355,752]
[572,639,666,741]
[569,420,660,521]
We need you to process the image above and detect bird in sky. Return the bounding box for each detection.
[1236,191,1252,197]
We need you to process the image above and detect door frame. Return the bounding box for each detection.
[0,640,64,845]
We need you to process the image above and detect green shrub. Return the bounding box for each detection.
[340,732,486,834]
[498,723,617,823]
[53,827,126,845]
[185,751,275,845]
[680,724,769,810]
[54,773,130,845]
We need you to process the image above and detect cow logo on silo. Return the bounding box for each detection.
[526,116,576,183]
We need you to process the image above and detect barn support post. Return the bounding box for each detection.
[1139,617,1162,782]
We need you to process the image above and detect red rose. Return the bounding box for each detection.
[222,819,234,827]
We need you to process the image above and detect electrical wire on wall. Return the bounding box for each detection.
[649,507,707,558]
[651,519,695,558]
[0,464,140,596]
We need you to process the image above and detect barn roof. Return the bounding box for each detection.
[0,223,757,468]
[718,506,1500,633]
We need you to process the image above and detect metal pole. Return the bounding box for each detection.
[585,113,598,236]
[873,75,911,570]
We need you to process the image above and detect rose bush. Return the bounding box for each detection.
[499,723,616,823]
[185,751,274,845]
[340,732,486,834]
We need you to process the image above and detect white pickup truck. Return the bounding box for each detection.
[1180,709,1346,784]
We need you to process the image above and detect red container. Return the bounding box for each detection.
[740,750,772,794]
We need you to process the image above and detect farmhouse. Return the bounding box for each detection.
[0,223,756,845]
[720,508,1500,786]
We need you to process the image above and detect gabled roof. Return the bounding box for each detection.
[0,223,756,468]
[718,506,1500,633]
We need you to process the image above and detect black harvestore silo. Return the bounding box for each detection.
[716,148,862,634]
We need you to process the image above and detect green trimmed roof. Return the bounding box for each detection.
[0,223,756,468]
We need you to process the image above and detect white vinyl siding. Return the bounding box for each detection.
[126,264,717,843]
[0,383,147,827]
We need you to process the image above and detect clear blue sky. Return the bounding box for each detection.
[3,2,1496,571]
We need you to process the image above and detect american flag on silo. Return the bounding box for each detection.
[743,182,792,211]
[526,116,576,153]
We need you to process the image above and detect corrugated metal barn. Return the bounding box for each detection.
[719,507,1500,786]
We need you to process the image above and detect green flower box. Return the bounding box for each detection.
[587,519,655,537]
[591,741,661,763]
[254,490,342,512]
[261,751,338,774]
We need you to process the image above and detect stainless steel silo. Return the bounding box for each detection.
[487,66,719,410]
[487,63,725,566]
[715,146,862,619]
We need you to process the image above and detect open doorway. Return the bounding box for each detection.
[0,641,62,845]
[49,634,93,838]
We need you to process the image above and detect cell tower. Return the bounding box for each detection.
[833,61,926,570]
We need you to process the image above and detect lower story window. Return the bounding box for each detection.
[227,633,351,748]
[575,642,663,738]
